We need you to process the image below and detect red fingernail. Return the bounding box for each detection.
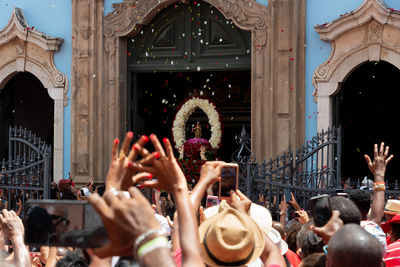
[150,134,156,140]
[127,162,133,168]
[148,174,153,179]
[127,132,133,138]
[142,135,149,143]
[137,185,144,189]
[132,144,139,151]
[163,137,168,143]
[114,138,119,144]
[154,152,160,159]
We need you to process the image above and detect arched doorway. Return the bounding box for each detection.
[334,61,400,182]
[0,72,54,160]
[127,1,251,160]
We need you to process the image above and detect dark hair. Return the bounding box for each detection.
[55,249,88,267]
[330,196,361,224]
[285,219,302,252]
[298,230,324,258]
[349,190,371,216]
[392,222,400,241]
[96,185,105,197]
[301,253,326,267]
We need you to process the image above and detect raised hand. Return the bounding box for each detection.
[138,135,187,194]
[312,210,343,244]
[364,142,394,181]
[229,189,252,214]
[105,132,150,191]
[88,187,161,258]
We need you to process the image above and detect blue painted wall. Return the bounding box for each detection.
[305,0,400,142]
[0,1,72,180]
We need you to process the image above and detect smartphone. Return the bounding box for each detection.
[219,163,239,199]
[24,199,108,248]
[283,189,292,203]
[206,195,220,208]
[308,194,332,227]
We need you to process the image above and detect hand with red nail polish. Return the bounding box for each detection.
[105,131,147,191]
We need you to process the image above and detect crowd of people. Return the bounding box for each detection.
[0,132,399,267]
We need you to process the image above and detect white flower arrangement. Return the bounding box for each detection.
[172,97,222,149]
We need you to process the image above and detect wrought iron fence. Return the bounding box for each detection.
[0,126,51,215]
[232,126,400,220]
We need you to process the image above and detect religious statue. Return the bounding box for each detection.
[193,121,202,138]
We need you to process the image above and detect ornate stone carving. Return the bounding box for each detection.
[367,20,383,42]
[312,0,400,131]
[0,7,68,181]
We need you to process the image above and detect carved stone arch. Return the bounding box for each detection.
[100,0,268,173]
[0,8,68,181]
[313,0,400,132]
[70,0,305,181]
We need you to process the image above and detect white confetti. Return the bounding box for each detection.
[228,84,231,88]
[200,90,204,95]
[197,66,201,71]
[93,74,96,78]
[145,51,148,57]
[228,94,231,98]
[171,61,174,65]
[212,91,215,95]
[206,78,210,83]
[246,49,250,54]
[200,39,204,44]
[219,38,223,42]
[204,21,208,25]
[182,33,186,37]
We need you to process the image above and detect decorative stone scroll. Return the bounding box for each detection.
[0,7,68,181]
[312,0,400,132]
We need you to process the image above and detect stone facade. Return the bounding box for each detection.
[70,0,306,182]
[313,0,400,132]
[0,8,68,182]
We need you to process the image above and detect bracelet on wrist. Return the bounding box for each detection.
[137,235,169,260]
[134,228,165,252]
[372,182,386,191]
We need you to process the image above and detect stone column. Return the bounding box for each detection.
[316,82,339,133]
[71,0,105,184]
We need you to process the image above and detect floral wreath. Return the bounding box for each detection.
[172,97,222,149]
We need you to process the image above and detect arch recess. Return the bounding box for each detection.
[99,0,268,176]
[0,8,69,182]
[313,0,400,132]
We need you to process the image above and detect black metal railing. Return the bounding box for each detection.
[232,126,400,219]
[0,126,51,215]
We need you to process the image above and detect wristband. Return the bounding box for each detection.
[137,236,169,259]
[372,182,385,191]
[134,228,165,250]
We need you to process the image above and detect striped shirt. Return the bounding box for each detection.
[384,240,400,267]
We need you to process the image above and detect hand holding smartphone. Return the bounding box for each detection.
[206,195,220,208]
[218,163,239,199]
[308,194,332,227]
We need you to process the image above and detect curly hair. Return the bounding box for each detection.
[285,219,302,252]
[349,189,371,216]
[330,196,361,224]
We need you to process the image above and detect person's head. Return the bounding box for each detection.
[349,189,371,219]
[384,199,400,222]
[55,249,88,267]
[327,224,383,267]
[272,221,285,240]
[285,219,302,252]
[330,196,361,224]
[199,207,265,266]
[296,220,323,258]
[299,252,326,267]
[58,179,73,193]
[381,214,400,242]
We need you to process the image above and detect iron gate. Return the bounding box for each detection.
[232,126,400,219]
[0,126,51,214]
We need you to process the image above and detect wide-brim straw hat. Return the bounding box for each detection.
[384,199,400,215]
[199,207,265,267]
[204,201,288,255]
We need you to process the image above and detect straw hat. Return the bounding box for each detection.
[384,199,400,215]
[203,201,288,256]
[199,207,265,267]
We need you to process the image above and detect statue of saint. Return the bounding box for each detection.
[193,121,202,138]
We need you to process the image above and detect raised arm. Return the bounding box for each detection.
[364,142,393,225]
[138,135,205,267]
[190,161,222,211]
[0,209,31,267]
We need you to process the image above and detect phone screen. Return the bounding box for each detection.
[206,196,220,208]
[24,200,108,248]
[219,164,238,198]
[284,189,292,203]
[308,194,332,227]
